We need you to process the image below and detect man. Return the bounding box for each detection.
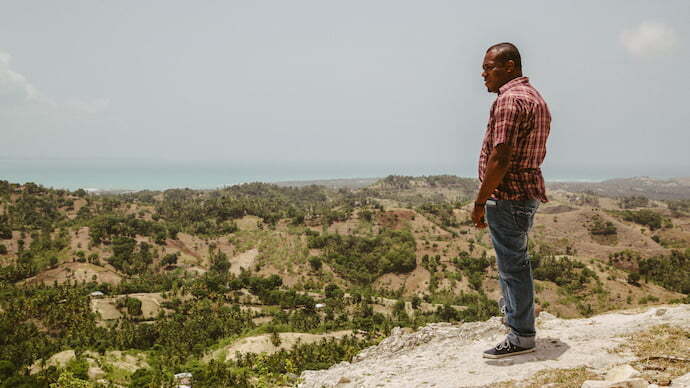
[471,42,551,358]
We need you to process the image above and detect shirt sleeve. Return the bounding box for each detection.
[491,95,522,148]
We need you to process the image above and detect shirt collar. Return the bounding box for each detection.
[498,76,529,95]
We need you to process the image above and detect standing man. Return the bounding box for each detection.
[472,42,551,358]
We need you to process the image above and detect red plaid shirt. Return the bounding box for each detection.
[478,77,550,202]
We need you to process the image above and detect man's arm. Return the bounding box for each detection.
[472,143,512,228]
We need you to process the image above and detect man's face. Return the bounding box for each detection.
[481,50,513,93]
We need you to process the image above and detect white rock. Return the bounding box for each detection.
[672,372,690,387]
[88,366,106,380]
[582,379,648,388]
[614,379,649,388]
[605,365,640,381]
[582,381,611,388]
[297,305,690,388]
[539,311,558,321]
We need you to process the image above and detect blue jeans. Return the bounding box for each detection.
[485,198,539,348]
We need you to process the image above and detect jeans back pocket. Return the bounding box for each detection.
[511,201,539,233]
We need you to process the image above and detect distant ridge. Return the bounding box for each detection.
[547,176,690,200]
[26,175,690,199]
[274,175,690,200]
[272,177,380,189]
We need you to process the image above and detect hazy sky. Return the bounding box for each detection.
[1,1,689,178]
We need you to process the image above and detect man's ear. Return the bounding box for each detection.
[505,60,516,74]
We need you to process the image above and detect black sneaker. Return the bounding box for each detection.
[482,339,535,359]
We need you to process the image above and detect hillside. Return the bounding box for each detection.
[0,176,688,387]
[548,176,690,200]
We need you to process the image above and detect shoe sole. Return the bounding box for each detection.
[482,347,535,359]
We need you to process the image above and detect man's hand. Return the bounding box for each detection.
[473,143,512,229]
[472,204,487,228]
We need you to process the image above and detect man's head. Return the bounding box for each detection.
[482,42,522,93]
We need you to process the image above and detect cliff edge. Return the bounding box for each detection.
[299,305,690,387]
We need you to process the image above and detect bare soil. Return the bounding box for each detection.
[23,262,122,285]
[205,330,354,362]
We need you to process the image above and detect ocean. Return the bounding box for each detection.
[0,159,474,191]
[1,159,682,192]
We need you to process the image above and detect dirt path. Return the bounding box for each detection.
[167,239,202,261]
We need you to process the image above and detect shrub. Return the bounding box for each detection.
[0,225,11,240]
[308,230,416,283]
[209,249,230,273]
[616,209,666,230]
[129,368,155,388]
[270,330,282,347]
[411,295,421,309]
[588,215,617,236]
[117,296,143,316]
[533,255,597,292]
[638,295,659,304]
[161,253,178,267]
[65,357,90,381]
[324,284,343,299]
[108,237,153,275]
[308,256,322,271]
[627,272,641,285]
[638,250,689,294]
[618,196,649,209]
[359,210,373,222]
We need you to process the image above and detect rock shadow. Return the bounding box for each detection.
[484,337,569,366]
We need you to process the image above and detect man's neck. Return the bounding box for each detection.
[504,73,523,85]
[497,74,524,94]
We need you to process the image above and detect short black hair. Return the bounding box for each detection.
[486,42,522,69]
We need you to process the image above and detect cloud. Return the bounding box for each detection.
[0,50,49,105]
[620,21,678,57]
[0,49,108,115]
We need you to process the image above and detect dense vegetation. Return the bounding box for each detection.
[613,209,670,231]
[637,250,690,294]
[0,179,483,387]
[665,199,690,216]
[532,254,598,293]
[308,230,417,283]
[617,196,649,209]
[0,178,687,387]
[588,215,617,236]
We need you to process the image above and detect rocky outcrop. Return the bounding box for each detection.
[299,305,690,387]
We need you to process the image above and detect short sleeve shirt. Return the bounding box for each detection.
[478,77,551,202]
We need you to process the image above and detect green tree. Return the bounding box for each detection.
[161,253,178,267]
[627,272,641,286]
[308,256,322,271]
[411,295,421,309]
[209,249,230,273]
[324,284,343,299]
[50,371,93,388]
